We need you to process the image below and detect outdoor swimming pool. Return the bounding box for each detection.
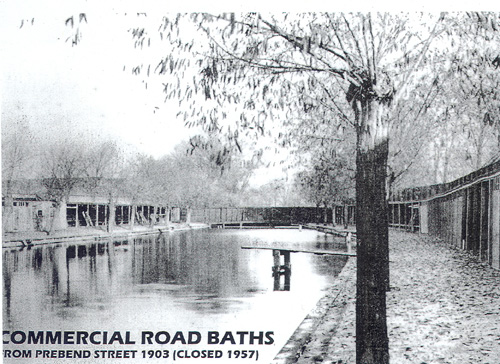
[3,228,347,363]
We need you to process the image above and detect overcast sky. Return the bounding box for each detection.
[1,2,204,159]
[3,2,493,154]
[2,1,498,186]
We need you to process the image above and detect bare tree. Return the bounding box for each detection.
[39,138,123,233]
[1,117,34,231]
[129,13,447,362]
[40,140,86,233]
[61,11,500,362]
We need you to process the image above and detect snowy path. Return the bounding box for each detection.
[387,231,500,364]
[299,230,500,364]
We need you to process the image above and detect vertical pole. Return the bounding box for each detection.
[166,206,171,229]
[283,251,291,291]
[491,179,500,269]
[273,250,280,291]
[343,204,348,229]
[346,232,353,254]
[104,204,108,229]
[283,251,290,267]
[466,187,471,251]
[130,205,136,228]
[76,204,80,228]
[479,182,485,261]
[489,180,493,265]
[399,204,403,229]
[107,196,115,233]
[409,204,413,232]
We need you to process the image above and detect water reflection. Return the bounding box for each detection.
[3,229,347,333]
[272,250,292,291]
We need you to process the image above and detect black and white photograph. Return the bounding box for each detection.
[2,3,500,363]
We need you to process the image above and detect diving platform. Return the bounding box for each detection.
[241,246,356,257]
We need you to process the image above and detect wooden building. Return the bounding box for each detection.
[2,179,180,234]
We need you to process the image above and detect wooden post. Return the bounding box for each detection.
[283,251,291,291]
[107,196,115,233]
[104,204,108,229]
[94,204,98,226]
[479,182,486,261]
[491,179,500,269]
[488,179,493,266]
[462,189,468,250]
[343,204,348,229]
[130,205,136,228]
[273,250,280,291]
[76,204,80,228]
[149,206,156,227]
[399,204,403,229]
[346,232,353,254]
[409,204,413,231]
[166,206,171,229]
[271,250,292,291]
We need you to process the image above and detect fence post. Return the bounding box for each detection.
[346,232,352,254]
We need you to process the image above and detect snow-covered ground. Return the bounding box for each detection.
[290,230,500,364]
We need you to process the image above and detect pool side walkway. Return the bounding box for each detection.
[2,223,209,248]
[277,230,500,364]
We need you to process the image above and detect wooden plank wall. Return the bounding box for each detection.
[417,175,499,270]
[389,159,499,270]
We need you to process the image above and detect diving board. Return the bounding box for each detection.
[241,246,356,257]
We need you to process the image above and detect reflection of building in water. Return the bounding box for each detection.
[2,239,120,328]
[2,231,256,327]
[130,233,250,302]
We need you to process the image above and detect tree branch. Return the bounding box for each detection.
[395,13,446,102]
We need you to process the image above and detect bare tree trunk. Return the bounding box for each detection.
[48,202,60,235]
[186,206,192,225]
[353,95,390,364]
[130,205,136,229]
[107,195,115,233]
[166,206,171,229]
[48,196,67,235]
[332,204,337,226]
[3,180,14,232]
[150,205,157,227]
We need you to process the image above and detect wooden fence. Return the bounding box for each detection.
[190,206,356,226]
[390,159,500,269]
